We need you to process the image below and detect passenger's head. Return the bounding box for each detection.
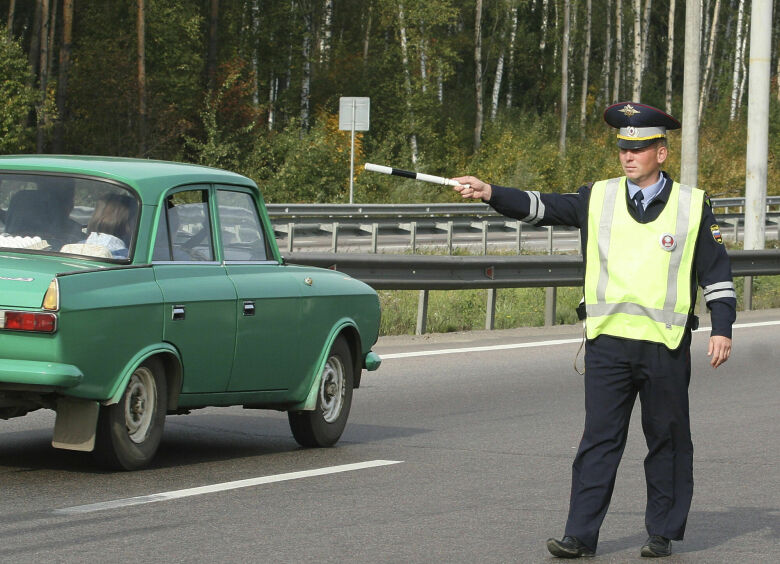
[87,194,137,246]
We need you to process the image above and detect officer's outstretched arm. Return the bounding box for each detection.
[708,335,732,368]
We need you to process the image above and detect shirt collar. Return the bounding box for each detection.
[626,171,666,206]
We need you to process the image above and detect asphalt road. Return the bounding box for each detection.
[1,309,779,563]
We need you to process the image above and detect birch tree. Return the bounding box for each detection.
[600,0,612,106]
[490,6,508,121]
[505,3,518,108]
[665,0,676,113]
[397,2,418,164]
[559,0,570,155]
[641,0,652,76]
[698,0,722,122]
[580,0,592,131]
[631,0,642,100]
[319,0,333,63]
[729,0,745,120]
[300,3,313,132]
[613,0,623,102]
[474,0,484,151]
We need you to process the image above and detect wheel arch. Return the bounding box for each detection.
[105,344,182,411]
[290,319,360,411]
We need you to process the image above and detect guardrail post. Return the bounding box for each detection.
[371,223,379,253]
[411,221,417,253]
[482,220,488,255]
[516,221,522,253]
[743,275,753,311]
[545,226,556,326]
[416,290,429,335]
[447,220,454,255]
[485,289,497,330]
[287,222,294,253]
[734,219,740,243]
[331,221,339,253]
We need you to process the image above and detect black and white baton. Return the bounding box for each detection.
[364,163,467,187]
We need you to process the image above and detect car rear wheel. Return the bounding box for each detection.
[94,358,167,470]
[288,336,353,447]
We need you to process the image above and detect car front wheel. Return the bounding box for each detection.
[288,336,353,447]
[94,358,167,470]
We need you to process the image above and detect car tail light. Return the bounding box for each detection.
[0,310,57,333]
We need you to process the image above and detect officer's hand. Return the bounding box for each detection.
[708,335,732,368]
[452,176,492,201]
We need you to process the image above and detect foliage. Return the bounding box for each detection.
[0,0,777,201]
[0,36,36,154]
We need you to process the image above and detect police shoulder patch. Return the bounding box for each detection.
[710,224,723,244]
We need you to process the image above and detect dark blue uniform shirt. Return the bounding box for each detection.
[487,172,737,339]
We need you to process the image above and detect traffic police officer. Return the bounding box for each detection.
[452,102,737,558]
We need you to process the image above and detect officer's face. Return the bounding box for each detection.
[619,142,667,188]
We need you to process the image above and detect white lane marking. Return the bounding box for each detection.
[379,320,780,360]
[54,460,402,515]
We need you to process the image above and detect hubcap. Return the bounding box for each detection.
[319,355,345,423]
[124,366,157,444]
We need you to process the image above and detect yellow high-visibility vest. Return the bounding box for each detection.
[584,177,704,349]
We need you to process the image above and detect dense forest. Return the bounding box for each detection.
[0,0,778,203]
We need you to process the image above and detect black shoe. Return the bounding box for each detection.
[641,535,672,557]
[546,536,595,558]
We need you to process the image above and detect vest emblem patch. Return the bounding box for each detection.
[710,224,723,244]
[659,233,677,251]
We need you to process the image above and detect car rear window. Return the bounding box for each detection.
[0,173,139,260]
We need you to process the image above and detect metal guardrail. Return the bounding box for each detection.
[267,196,780,219]
[286,249,780,334]
[268,198,780,253]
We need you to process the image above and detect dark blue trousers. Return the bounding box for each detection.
[564,333,694,552]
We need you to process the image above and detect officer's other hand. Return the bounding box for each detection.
[708,335,732,368]
[452,176,492,201]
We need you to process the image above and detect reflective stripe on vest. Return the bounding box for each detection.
[584,177,704,348]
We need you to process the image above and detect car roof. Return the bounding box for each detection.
[0,155,256,200]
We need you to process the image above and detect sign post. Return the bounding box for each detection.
[339,97,370,203]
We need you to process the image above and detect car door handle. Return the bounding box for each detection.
[243,301,255,316]
[172,305,186,321]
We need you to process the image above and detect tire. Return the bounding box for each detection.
[94,358,167,470]
[288,336,354,448]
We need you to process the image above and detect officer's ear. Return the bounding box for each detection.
[655,142,668,165]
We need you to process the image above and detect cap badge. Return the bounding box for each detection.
[659,233,677,252]
[619,104,641,117]
[626,126,637,137]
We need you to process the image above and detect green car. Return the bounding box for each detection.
[0,156,381,470]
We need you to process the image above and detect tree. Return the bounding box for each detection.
[137,0,147,156]
[665,0,676,113]
[613,0,623,102]
[0,35,36,153]
[53,0,74,153]
[580,0,592,132]
[559,0,570,154]
[474,0,484,151]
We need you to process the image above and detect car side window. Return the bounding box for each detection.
[154,189,214,261]
[216,190,269,261]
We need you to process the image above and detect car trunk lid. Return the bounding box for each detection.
[0,254,97,308]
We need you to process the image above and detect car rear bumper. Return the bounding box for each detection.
[0,359,84,388]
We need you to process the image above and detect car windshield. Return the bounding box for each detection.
[0,173,139,261]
